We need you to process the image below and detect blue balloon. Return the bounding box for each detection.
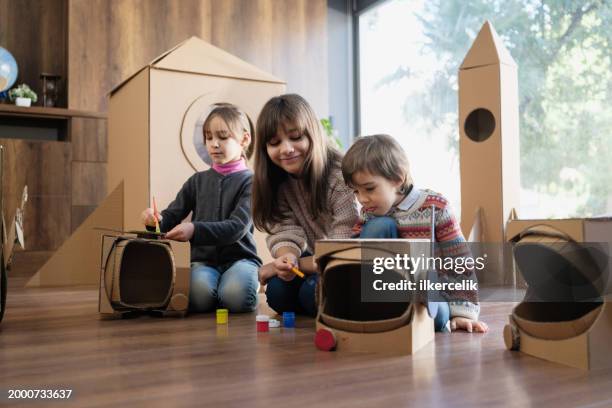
[0,47,19,93]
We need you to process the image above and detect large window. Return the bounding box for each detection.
[358,0,612,218]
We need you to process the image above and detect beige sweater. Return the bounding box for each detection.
[266,166,359,257]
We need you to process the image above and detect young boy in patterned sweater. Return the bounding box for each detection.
[341,134,488,333]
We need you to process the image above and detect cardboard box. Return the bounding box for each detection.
[459,21,520,279]
[314,239,434,354]
[29,37,285,286]
[504,218,612,369]
[99,234,189,318]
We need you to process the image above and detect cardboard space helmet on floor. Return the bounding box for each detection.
[314,239,434,354]
[99,233,189,318]
[504,224,612,369]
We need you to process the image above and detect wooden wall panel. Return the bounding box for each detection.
[107,0,213,96]
[68,0,328,114]
[25,195,71,251]
[67,0,110,112]
[0,0,67,107]
[0,140,28,237]
[71,162,106,206]
[0,139,71,251]
[71,117,107,162]
[0,139,71,201]
[25,142,72,197]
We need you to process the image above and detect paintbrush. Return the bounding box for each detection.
[152,196,161,234]
[283,259,305,278]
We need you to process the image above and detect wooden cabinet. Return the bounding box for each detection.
[0,105,106,251]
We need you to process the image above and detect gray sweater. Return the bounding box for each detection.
[159,169,261,267]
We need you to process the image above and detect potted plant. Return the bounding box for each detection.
[321,118,343,150]
[8,84,37,107]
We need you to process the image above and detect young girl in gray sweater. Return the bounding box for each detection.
[142,103,261,313]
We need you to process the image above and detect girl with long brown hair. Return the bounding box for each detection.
[252,94,358,316]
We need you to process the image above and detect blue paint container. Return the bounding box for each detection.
[282,311,295,328]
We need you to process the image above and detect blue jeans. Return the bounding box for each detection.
[434,301,450,332]
[361,216,450,332]
[190,259,259,313]
[265,252,318,317]
[361,216,398,238]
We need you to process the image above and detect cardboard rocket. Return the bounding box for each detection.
[459,21,520,280]
[29,37,285,286]
[459,21,520,243]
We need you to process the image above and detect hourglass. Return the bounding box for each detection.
[40,73,61,107]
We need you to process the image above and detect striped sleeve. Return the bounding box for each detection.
[431,195,480,320]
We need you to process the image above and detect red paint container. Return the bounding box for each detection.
[256,315,269,332]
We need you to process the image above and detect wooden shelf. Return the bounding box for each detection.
[0,104,106,120]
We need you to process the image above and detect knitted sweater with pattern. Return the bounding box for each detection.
[353,187,480,321]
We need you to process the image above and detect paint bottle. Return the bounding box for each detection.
[256,315,269,332]
[282,311,295,328]
[216,308,228,324]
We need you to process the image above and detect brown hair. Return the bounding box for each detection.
[203,103,255,159]
[252,94,342,232]
[341,134,412,191]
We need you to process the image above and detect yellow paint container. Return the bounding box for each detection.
[216,308,228,324]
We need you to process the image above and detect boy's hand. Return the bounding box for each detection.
[165,223,194,241]
[450,317,488,333]
[141,208,161,227]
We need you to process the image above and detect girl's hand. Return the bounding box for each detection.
[141,207,161,227]
[257,252,300,284]
[165,223,194,241]
[258,262,277,285]
[274,253,299,282]
[450,317,488,333]
[258,254,299,284]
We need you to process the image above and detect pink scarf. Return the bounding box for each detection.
[212,158,248,175]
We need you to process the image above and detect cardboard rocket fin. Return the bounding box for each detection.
[27,182,124,287]
[468,207,485,243]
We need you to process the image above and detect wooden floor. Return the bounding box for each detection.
[2,272,612,408]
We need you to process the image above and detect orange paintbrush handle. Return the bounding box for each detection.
[283,259,305,278]
[152,196,160,233]
[290,265,305,278]
[152,196,159,219]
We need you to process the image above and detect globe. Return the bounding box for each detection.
[0,47,18,93]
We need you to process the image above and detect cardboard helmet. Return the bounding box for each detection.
[511,224,609,340]
[100,235,187,314]
[512,224,609,302]
[316,240,421,333]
